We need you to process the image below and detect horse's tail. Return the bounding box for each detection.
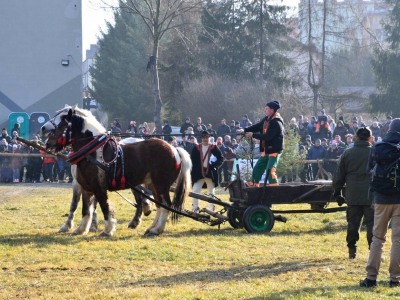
[171,147,192,222]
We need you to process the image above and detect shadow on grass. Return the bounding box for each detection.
[131,259,332,287]
[164,222,347,238]
[0,232,117,247]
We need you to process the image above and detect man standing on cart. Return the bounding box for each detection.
[332,127,374,259]
[238,100,284,187]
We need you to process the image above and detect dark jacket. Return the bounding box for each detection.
[190,144,224,187]
[333,140,373,205]
[244,113,284,154]
[162,121,172,135]
[180,121,194,134]
[240,119,252,128]
[370,126,381,139]
[298,126,309,144]
[333,122,349,142]
[1,133,11,144]
[367,131,400,204]
[217,124,231,137]
[307,145,327,160]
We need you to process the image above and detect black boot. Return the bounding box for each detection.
[348,247,357,259]
[360,278,377,287]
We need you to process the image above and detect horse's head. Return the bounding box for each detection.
[41,105,77,137]
[44,105,106,152]
[45,108,75,152]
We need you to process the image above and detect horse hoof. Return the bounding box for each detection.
[128,221,140,229]
[89,224,98,232]
[144,230,159,237]
[58,225,71,233]
[99,231,113,237]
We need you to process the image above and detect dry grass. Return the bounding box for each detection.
[0,183,399,299]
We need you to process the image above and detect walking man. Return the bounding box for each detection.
[360,118,400,287]
[238,100,284,187]
[190,131,224,212]
[332,127,374,259]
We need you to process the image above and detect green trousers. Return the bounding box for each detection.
[251,153,281,185]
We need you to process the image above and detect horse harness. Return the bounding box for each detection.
[67,134,127,190]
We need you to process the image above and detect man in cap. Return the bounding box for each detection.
[306,138,326,180]
[190,131,224,212]
[1,128,11,144]
[380,115,392,137]
[240,114,252,128]
[229,120,236,132]
[360,119,400,287]
[237,100,284,187]
[333,127,374,260]
[180,117,194,134]
[217,119,230,138]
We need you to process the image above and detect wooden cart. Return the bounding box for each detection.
[223,178,346,233]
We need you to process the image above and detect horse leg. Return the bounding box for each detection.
[72,190,94,235]
[128,189,144,229]
[145,189,171,236]
[89,197,98,232]
[58,179,82,233]
[144,207,161,236]
[128,187,153,229]
[96,193,116,237]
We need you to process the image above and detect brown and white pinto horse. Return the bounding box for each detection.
[42,107,152,234]
[43,106,192,236]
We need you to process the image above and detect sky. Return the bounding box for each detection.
[82,0,300,60]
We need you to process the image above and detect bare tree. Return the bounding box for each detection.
[103,0,202,133]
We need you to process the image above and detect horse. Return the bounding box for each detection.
[42,106,153,235]
[42,106,192,236]
[58,164,152,234]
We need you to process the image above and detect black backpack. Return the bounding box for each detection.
[370,142,400,194]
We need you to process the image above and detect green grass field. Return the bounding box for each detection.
[0,183,399,299]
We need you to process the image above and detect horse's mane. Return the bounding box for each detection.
[73,107,106,135]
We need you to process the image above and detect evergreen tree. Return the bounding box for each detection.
[369,0,400,115]
[199,0,293,86]
[90,8,153,126]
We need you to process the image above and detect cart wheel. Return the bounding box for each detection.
[243,204,275,233]
[227,207,244,229]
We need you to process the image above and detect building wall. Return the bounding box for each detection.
[0,0,82,131]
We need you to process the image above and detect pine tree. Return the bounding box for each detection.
[90,8,153,127]
[369,0,400,115]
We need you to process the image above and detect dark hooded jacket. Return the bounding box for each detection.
[162,120,172,135]
[333,121,349,142]
[244,113,284,154]
[367,131,400,204]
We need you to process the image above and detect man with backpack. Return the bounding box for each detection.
[333,127,374,260]
[360,118,400,288]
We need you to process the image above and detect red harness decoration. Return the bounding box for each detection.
[68,135,109,165]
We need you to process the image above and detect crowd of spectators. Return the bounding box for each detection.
[0,127,73,183]
[1,111,391,184]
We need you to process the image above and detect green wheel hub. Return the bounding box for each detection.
[243,204,275,233]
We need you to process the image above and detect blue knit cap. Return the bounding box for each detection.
[266,100,281,111]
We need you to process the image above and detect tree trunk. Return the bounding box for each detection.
[259,0,264,77]
[152,37,162,134]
